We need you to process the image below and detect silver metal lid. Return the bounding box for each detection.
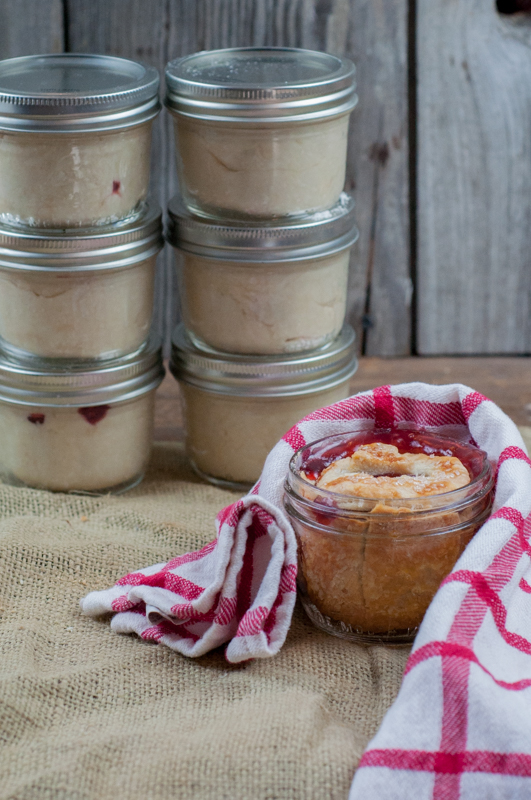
[0,200,163,271]
[166,192,358,262]
[165,47,357,123]
[0,335,164,407]
[0,54,160,132]
[170,325,357,397]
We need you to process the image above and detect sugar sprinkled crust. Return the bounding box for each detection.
[313,442,470,499]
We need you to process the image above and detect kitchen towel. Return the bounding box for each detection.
[82,383,531,797]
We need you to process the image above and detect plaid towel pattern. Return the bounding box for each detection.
[82,378,531,800]
[349,384,531,799]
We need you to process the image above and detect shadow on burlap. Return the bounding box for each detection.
[0,442,409,800]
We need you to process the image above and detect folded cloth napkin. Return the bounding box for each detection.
[82,382,531,797]
[348,385,531,800]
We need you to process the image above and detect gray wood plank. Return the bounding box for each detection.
[417,1,531,354]
[66,0,410,356]
[0,0,64,57]
[345,0,411,355]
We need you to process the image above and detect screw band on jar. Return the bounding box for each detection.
[167,194,358,356]
[170,325,358,489]
[165,47,357,219]
[0,54,160,227]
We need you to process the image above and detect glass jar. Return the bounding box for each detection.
[167,193,358,355]
[0,339,164,493]
[165,47,357,220]
[170,325,357,489]
[0,54,160,227]
[284,428,494,644]
[0,201,162,361]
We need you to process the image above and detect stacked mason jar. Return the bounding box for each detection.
[0,54,164,492]
[165,47,360,489]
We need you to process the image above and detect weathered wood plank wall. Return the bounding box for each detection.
[417,0,531,354]
[1,0,529,355]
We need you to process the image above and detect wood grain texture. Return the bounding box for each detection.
[346,0,411,355]
[0,0,64,56]
[65,0,411,355]
[417,1,531,354]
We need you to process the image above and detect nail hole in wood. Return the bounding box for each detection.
[497,0,531,14]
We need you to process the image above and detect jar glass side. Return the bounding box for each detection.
[0,122,153,228]
[0,391,155,493]
[0,255,157,360]
[179,380,352,489]
[284,430,494,644]
[291,509,490,644]
[176,249,350,355]
[172,114,350,219]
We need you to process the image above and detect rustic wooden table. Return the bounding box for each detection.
[154,357,531,442]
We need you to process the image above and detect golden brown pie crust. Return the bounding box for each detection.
[295,442,486,634]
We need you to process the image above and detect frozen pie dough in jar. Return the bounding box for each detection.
[167,193,358,355]
[0,54,160,227]
[165,48,357,219]
[0,201,162,361]
[0,339,164,493]
[170,325,357,489]
[285,428,494,644]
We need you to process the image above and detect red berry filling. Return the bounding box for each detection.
[78,405,110,425]
[27,413,45,425]
[112,180,121,195]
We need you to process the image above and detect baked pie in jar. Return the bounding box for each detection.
[284,428,494,644]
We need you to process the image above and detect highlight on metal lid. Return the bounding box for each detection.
[0,53,160,131]
[165,47,357,122]
[0,334,164,406]
[166,192,358,262]
[170,324,357,396]
[0,200,163,271]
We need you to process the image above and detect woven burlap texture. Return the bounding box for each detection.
[0,442,409,800]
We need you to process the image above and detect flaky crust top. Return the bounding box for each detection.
[313,442,471,499]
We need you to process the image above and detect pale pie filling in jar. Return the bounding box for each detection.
[0,393,155,493]
[0,257,157,360]
[178,249,350,355]
[181,381,352,487]
[173,115,350,219]
[0,124,153,228]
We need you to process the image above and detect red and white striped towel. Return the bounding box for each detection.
[82,382,531,798]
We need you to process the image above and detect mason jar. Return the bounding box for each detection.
[165,47,357,220]
[284,428,495,644]
[170,324,357,489]
[167,193,358,356]
[0,339,164,493]
[0,54,160,227]
[0,201,163,361]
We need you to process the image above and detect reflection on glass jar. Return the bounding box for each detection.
[167,193,358,355]
[172,115,351,219]
[165,47,357,219]
[170,325,358,490]
[0,125,154,228]
[284,428,495,644]
[0,339,164,493]
[0,201,162,361]
[0,54,160,227]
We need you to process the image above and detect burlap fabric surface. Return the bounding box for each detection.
[5,435,499,800]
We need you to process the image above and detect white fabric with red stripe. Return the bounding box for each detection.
[348,384,531,799]
[81,382,531,797]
